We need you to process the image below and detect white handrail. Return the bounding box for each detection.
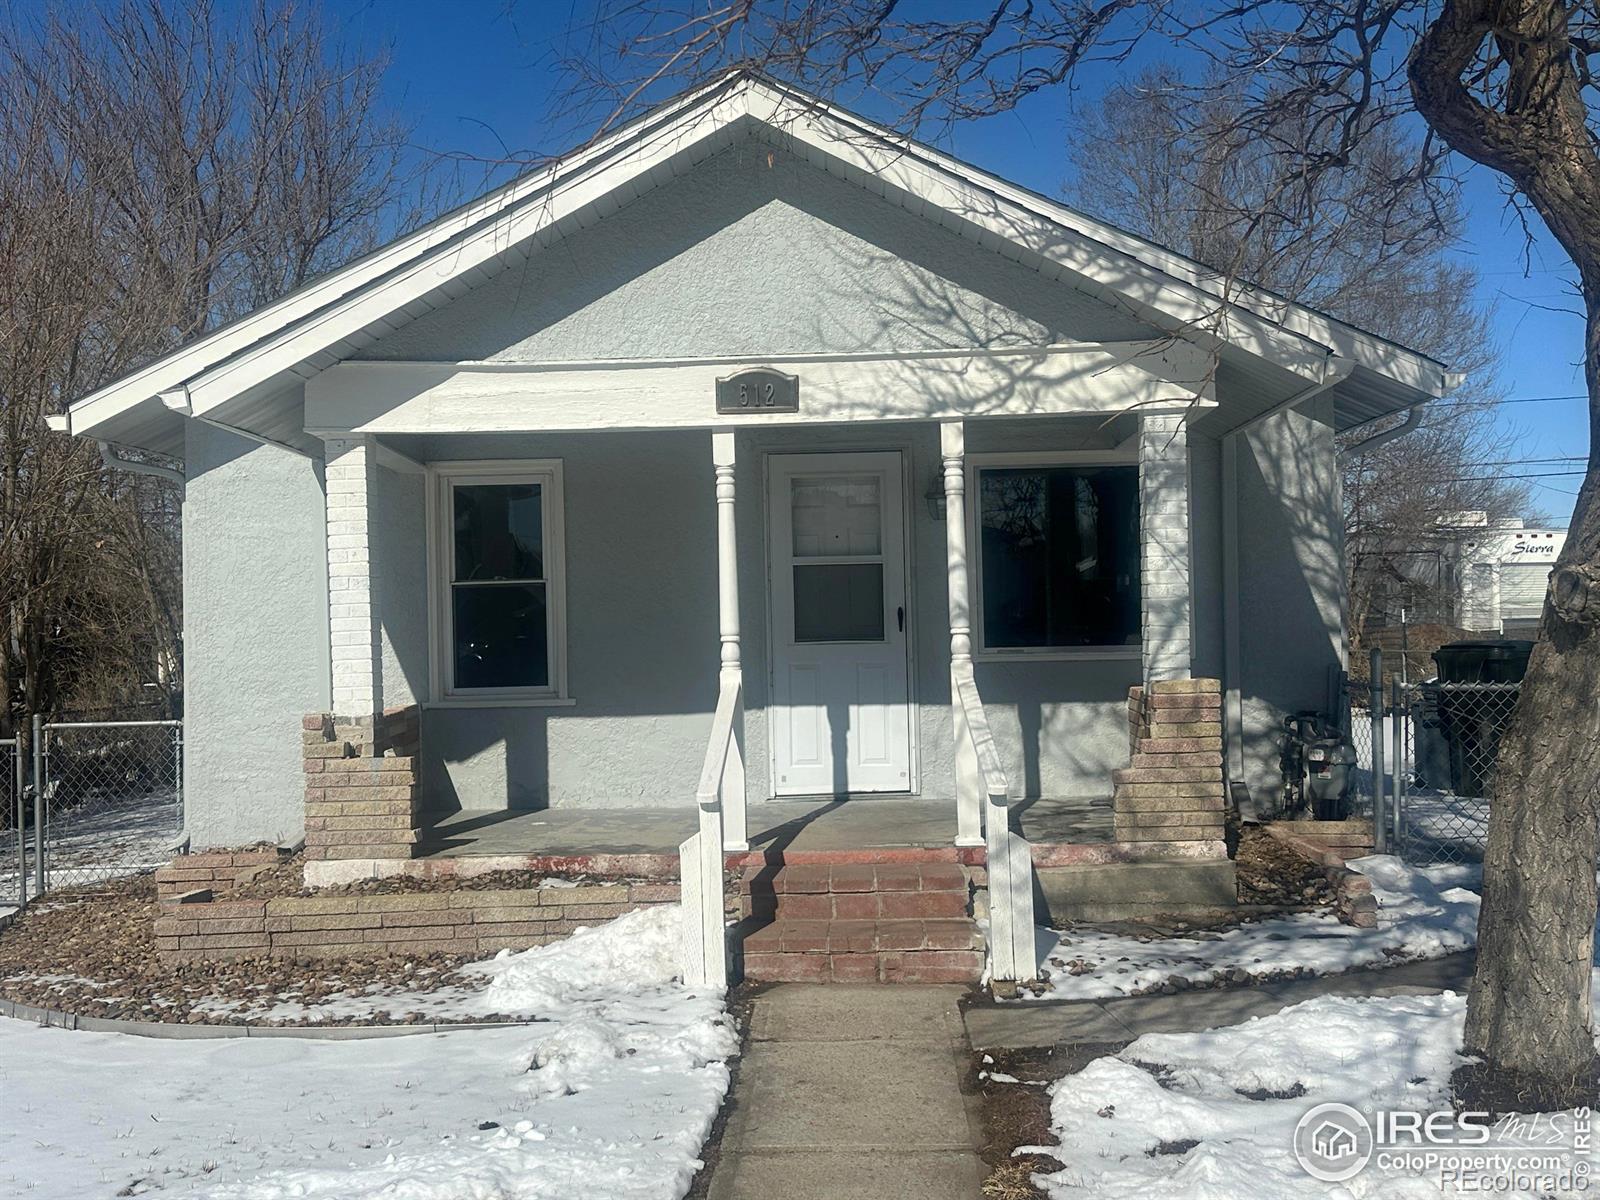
[952,664,1008,801]
[696,678,742,807]
[681,676,738,989]
[953,662,1037,985]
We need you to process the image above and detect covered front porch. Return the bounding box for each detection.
[413,795,1114,863]
[307,347,1210,862]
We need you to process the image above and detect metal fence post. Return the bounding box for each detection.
[1369,648,1385,848]
[1391,678,1407,858]
[30,713,44,898]
[13,738,22,907]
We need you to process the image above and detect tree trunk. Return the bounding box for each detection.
[1462,297,1600,1109]
[1409,0,1600,1111]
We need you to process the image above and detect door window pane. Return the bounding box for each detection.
[978,465,1139,648]
[793,563,885,642]
[454,484,543,581]
[792,475,882,557]
[453,583,549,688]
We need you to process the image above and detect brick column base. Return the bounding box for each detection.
[1113,678,1225,847]
[303,706,422,861]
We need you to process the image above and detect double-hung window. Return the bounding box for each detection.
[431,461,566,701]
[970,458,1140,656]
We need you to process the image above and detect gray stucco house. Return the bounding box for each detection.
[56,74,1453,932]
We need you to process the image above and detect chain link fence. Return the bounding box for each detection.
[1341,650,1516,865]
[3,716,183,905]
[1395,681,1515,864]
[0,737,21,910]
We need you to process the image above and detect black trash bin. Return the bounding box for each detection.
[1431,640,1533,794]
[1432,640,1534,684]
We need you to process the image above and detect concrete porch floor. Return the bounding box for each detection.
[415,796,1113,860]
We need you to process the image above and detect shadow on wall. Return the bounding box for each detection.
[1227,396,1346,811]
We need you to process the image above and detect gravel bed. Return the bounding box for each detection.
[0,876,514,1026]
[233,857,664,898]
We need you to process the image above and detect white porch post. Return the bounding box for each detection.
[943,421,984,847]
[1139,412,1194,681]
[324,435,381,719]
[712,431,748,852]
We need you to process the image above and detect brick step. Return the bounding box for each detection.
[741,917,984,984]
[740,889,969,920]
[739,862,969,894]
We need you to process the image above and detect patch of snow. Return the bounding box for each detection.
[0,904,736,1200]
[1032,987,1600,1198]
[1027,855,1481,1001]
[193,905,685,1026]
[4,788,181,904]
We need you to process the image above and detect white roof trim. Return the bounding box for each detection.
[65,71,1452,447]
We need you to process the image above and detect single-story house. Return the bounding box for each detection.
[55,73,1454,975]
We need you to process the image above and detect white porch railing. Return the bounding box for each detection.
[954,656,1038,985]
[680,675,738,988]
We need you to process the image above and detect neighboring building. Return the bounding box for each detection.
[1364,513,1564,636]
[51,74,1456,945]
[1456,521,1564,635]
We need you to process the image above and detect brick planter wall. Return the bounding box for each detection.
[154,849,284,900]
[303,706,422,861]
[1113,678,1226,848]
[154,881,679,964]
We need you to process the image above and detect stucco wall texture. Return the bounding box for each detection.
[182,422,330,848]
[175,128,1346,839]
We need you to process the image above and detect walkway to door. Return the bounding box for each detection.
[415,796,1113,862]
[705,984,985,1200]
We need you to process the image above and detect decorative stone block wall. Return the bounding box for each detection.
[302,706,422,861]
[154,849,283,900]
[154,881,679,963]
[1113,678,1225,847]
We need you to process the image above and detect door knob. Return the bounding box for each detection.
[897,606,904,632]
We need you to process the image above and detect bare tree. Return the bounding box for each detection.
[558,0,1600,1107]
[1068,69,1532,642]
[0,0,420,723]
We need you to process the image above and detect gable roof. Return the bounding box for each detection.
[59,71,1458,460]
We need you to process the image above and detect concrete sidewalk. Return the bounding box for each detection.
[708,985,985,1200]
[964,952,1475,1049]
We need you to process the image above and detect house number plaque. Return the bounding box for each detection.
[715,367,799,414]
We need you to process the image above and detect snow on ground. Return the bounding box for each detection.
[1027,855,1483,1001]
[1030,988,1600,1199]
[0,905,738,1200]
[1,788,182,915]
[186,904,701,1025]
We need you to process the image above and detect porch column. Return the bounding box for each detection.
[942,421,984,847]
[712,431,748,851]
[1139,412,1194,681]
[323,435,381,719]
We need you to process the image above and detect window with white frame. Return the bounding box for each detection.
[431,462,565,699]
[972,460,1140,653]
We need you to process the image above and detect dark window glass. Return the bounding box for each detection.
[793,563,885,642]
[451,481,549,690]
[978,465,1139,648]
[454,484,543,581]
[453,584,549,689]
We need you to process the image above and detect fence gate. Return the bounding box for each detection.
[1389,680,1511,865]
[1346,650,1509,866]
[1,737,20,909]
[29,719,184,895]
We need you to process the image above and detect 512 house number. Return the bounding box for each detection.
[715,367,800,414]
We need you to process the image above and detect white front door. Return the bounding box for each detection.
[768,452,913,796]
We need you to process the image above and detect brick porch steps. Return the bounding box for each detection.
[738,862,984,985]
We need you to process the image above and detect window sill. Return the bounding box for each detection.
[973,647,1142,663]
[424,697,579,710]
